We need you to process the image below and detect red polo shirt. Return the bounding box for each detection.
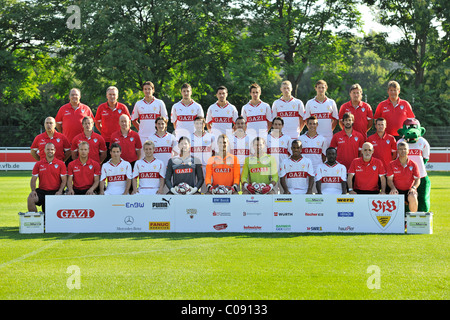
[329,129,365,170]
[55,103,94,143]
[110,129,142,163]
[339,101,373,139]
[387,158,420,191]
[94,102,131,143]
[31,131,70,161]
[367,132,397,170]
[374,98,415,136]
[71,132,107,163]
[68,158,101,190]
[32,158,67,191]
[348,157,386,191]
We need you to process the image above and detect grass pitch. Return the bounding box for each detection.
[0,171,448,300]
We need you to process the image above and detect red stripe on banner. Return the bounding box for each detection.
[0,152,36,162]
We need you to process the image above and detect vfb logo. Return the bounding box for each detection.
[369,199,398,230]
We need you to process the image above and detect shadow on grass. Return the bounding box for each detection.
[0,226,407,241]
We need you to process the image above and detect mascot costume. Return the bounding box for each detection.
[397,118,431,212]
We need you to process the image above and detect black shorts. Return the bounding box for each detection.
[73,188,89,195]
[354,189,380,194]
[36,188,58,211]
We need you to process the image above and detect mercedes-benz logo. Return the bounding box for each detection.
[124,216,134,225]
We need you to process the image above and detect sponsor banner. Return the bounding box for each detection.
[45,194,405,233]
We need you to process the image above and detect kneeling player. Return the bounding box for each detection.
[241,137,278,194]
[315,147,347,194]
[279,139,314,194]
[131,140,165,195]
[205,134,240,194]
[99,143,132,195]
[67,141,101,195]
[165,136,204,194]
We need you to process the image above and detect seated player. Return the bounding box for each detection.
[347,142,386,194]
[241,137,278,194]
[99,143,132,195]
[387,141,420,212]
[28,143,67,213]
[279,139,315,194]
[165,136,204,195]
[205,134,240,194]
[131,140,165,195]
[315,147,347,194]
[67,141,101,195]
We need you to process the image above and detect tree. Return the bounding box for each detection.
[237,0,362,96]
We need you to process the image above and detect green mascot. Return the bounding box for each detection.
[397,118,431,212]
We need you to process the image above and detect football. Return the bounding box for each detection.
[175,182,192,195]
[252,182,266,194]
[213,185,231,194]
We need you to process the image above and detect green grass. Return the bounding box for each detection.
[0,171,448,300]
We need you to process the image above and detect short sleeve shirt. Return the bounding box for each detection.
[94,102,131,143]
[374,98,415,136]
[348,157,386,191]
[131,98,168,138]
[31,132,70,162]
[32,158,67,191]
[55,103,94,143]
[387,158,420,191]
[271,97,305,139]
[110,129,143,163]
[338,101,373,139]
[71,132,107,164]
[68,158,101,190]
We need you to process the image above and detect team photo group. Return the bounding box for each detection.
[27,79,430,214]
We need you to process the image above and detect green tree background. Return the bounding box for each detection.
[0,0,448,147]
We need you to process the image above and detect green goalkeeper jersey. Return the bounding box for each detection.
[241,153,279,184]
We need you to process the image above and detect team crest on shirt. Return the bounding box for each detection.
[372,166,377,171]
[386,140,390,144]
[56,138,60,143]
[89,165,93,170]
[93,138,98,143]
[361,108,365,112]
[409,166,413,171]
[130,137,134,141]
[54,164,59,168]
[118,109,122,114]
[369,198,399,230]
[354,137,359,141]
[81,109,85,113]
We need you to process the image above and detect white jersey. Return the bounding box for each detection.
[229,133,256,169]
[241,101,273,136]
[206,102,239,137]
[271,97,305,139]
[279,156,315,194]
[131,98,168,139]
[304,98,338,143]
[132,158,165,194]
[191,131,216,166]
[315,162,347,194]
[171,100,204,139]
[101,159,133,195]
[397,137,430,178]
[298,133,328,171]
[148,132,178,169]
[266,133,292,171]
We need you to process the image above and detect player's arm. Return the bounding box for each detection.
[86,175,99,195]
[379,175,386,194]
[132,119,140,131]
[315,180,322,194]
[131,177,138,195]
[123,178,131,195]
[67,175,75,195]
[306,175,314,194]
[157,177,165,194]
[56,175,67,195]
[347,173,356,194]
[30,148,40,161]
[29,176,38,196]
[99,180,106,195]
[280,176,290,194]
[387,175,398,194]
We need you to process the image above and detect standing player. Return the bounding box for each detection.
[27,143,67,213]
[374,80,415,139]
[241,83,273,137]
[303,80,339,145]
[31,117,70,162]
[387,141,420,212]
[148,116,178,169]
[347,142,386,194]
[279,140,315,194]
[205,134,240,194]
[241,137,278,194]
[55,88,94,144]
[329,112,364,170]
[67,141,101,195]
[229,116,256,174]
[271,80,305,139]
[338,84,373,139]
[99,143,132,195]
[71,116,107,164]
[171,83,204,139]
[131,140,165,195]
[367,117,397,171]
[110,114,142,168]
[206,86,239,138]
[131,81,168,152]
[94,86,131,158]
[299,116,328,173]
[315,147,347,194]
[165,136,204,195]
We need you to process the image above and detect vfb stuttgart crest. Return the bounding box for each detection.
[369,198,399,230]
